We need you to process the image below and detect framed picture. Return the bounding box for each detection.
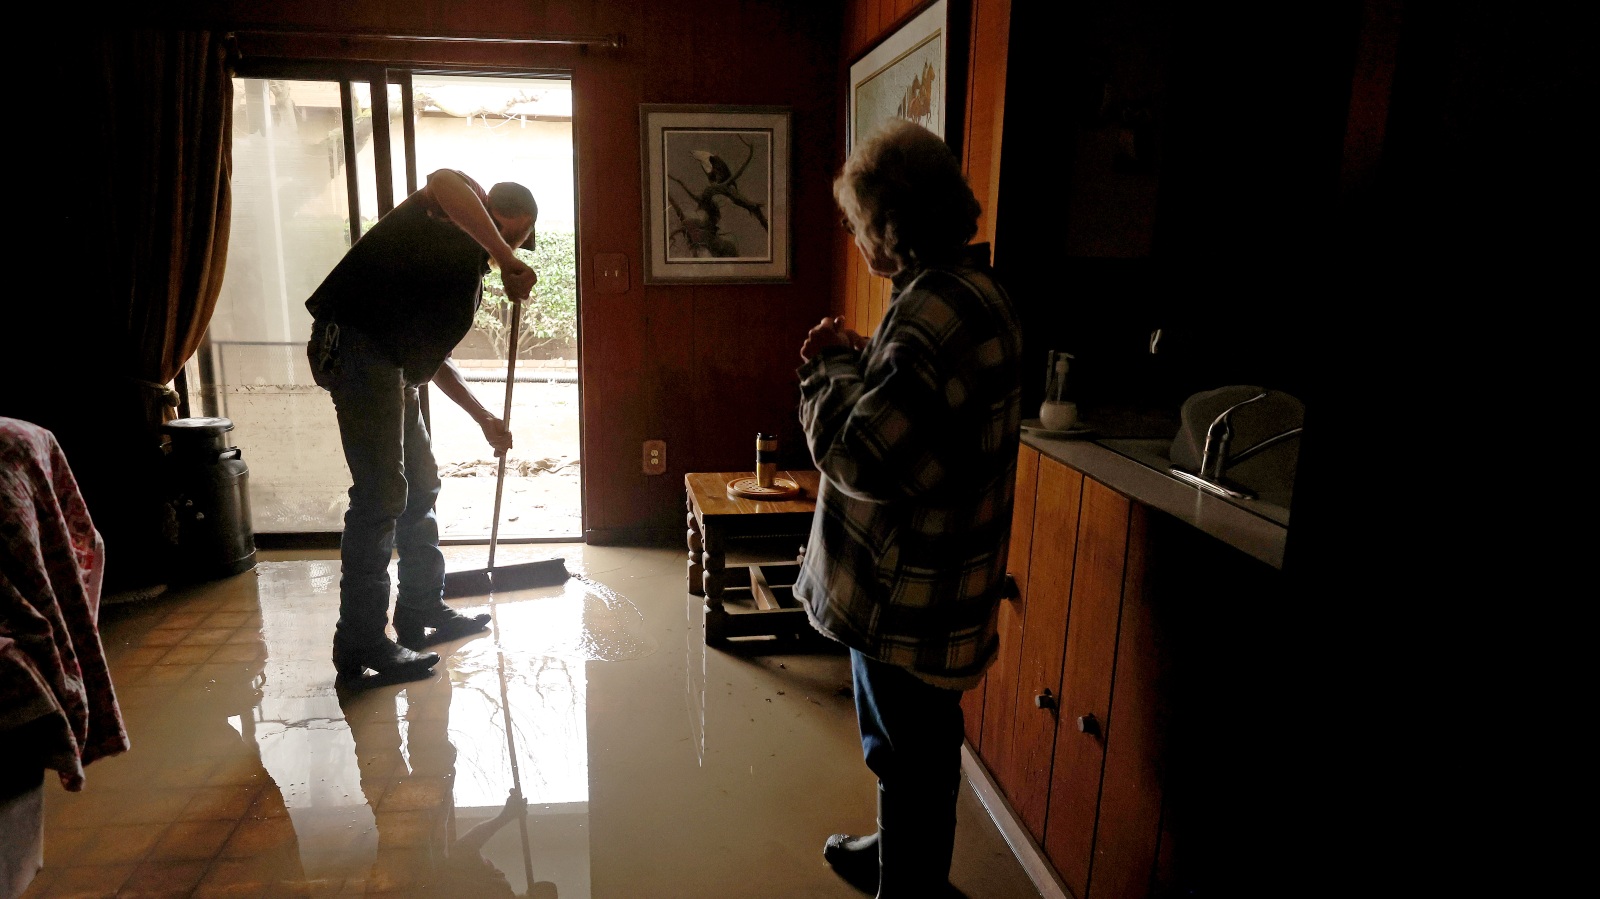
[640,104,791,284]
[847,0,965,155]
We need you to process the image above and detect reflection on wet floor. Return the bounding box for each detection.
[23,543,1043,899]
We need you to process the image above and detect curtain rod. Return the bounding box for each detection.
[230,25,624,49]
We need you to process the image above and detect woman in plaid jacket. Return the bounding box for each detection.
[795,119,1024,898]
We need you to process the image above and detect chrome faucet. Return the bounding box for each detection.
[1172,390,1302,501]
[1198,391,1267,481]
[1227,425,1304,468]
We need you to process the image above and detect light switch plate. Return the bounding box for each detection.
[595,253,629,294]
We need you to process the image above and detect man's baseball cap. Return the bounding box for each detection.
[490,182,539,249]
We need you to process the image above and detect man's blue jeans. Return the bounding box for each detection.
[309,321,447,645]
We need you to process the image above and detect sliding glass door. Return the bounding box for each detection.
[189,68,580,542]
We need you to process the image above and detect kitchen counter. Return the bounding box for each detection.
[1022,431,1289,569]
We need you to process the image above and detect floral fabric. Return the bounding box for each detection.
[1,417,128,790]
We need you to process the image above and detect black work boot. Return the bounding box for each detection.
[393,603,490,650]
[333,634,439,684]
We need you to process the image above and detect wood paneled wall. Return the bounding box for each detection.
[152,1,850,542]
[835,0,1012,337]
[85,0,1019,543]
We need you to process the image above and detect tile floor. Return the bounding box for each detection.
[19,543,1043,899]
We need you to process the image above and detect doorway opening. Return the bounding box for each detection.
[188,68,582,543]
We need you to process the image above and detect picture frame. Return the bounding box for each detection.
[640,104,791,284]
[847,0,965,156]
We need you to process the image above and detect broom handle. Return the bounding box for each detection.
[486,296,522,572]
[487,295,534,886]
[485,575,538,889]
[495,640,537,889]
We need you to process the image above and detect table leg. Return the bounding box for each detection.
[686,508,704,597]
[700,523,728,645]
[700,524,725,607]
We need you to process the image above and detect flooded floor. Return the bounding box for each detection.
[21,544,1044,898]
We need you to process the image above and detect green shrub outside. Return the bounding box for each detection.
[476,228,578,358]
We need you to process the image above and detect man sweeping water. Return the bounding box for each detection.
[305,168,537,685]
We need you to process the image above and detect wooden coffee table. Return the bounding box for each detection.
[684,469,820,644]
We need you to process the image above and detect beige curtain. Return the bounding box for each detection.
[104,29,234,420]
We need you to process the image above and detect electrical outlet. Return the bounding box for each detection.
[642,440,666,475]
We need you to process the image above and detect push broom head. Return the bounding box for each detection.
[442,557,570,598]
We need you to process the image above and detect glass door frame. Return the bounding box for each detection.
[212,57,583,544]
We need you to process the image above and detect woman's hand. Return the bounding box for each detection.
[800,316,866,362]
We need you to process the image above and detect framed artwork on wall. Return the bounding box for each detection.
[847,0,965,155]
[640,104,791,284]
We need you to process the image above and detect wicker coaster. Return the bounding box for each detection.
[726,476,802,500]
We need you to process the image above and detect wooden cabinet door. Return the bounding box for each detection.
[968,458,1279,897]
[1043,476,1130,896]
[967,446,1041,752]
[1091,499,1165,899]
[1005,456,1084,842]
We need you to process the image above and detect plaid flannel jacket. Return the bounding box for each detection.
[793,244,1023,689]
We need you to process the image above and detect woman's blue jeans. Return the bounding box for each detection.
[308,321,447,645]
[850,649,965,795]
[850,649,964,891]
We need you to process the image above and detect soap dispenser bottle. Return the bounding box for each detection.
[1040,350,1078,431]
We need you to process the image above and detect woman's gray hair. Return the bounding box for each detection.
[834,119,980,267]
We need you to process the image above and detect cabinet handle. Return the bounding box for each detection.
[1077,713,1101,737]
[1034,689,1057,711]
[1003,574,1021,601]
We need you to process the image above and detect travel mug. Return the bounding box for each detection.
[756,433,777,487]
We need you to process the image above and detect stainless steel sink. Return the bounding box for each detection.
[1095,436,1294,526]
